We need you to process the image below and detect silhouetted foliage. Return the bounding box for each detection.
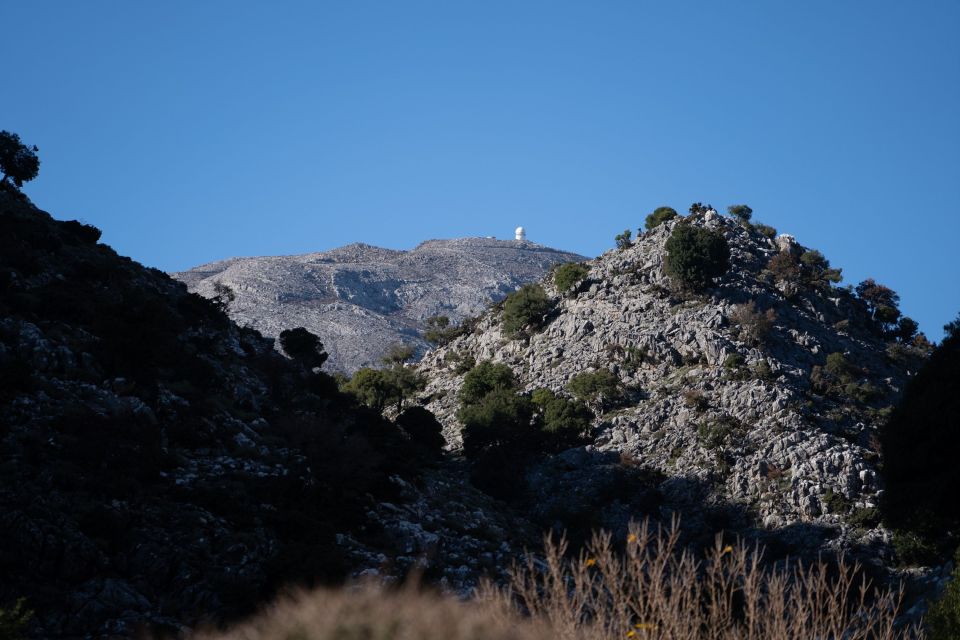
[0,131,40,189]
[855,279,901,334]
[502,284,551,337]
[798,250,843,288]
[530,388,593,450]
[945,313,960,340]
[753,223,777,238]
[553,262,589,294]
[395,406,445,455]
[882,330,960,556]
[211,280,236,313]
[664,224,730,291]
[688,202,713,215]
[644,206,678,231]
[0,598,32,640]
[279,327,329,370]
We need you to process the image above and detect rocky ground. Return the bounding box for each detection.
[173,238,585,374]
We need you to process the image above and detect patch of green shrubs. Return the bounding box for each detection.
[502,284,551,337]
[664,223,731,291]
[553,262,590,294]
[644,206,678,231]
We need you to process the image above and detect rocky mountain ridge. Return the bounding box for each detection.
[416,210,930,567]
[173,238,586,374]
[0,190,537,638]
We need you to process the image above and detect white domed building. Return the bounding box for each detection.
[515,226,526,241]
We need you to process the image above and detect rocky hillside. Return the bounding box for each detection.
[0,189,536,638]
[417,210,929,563]
[172,238,585,374]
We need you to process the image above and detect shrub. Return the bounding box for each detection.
[279,327,328,370]
[753,223,777,238]
[614,229,632,250]
[927,547,960,639]
[566,369,621,410]
[688,202,713,215]
[727,204,753,223]
[856,279,902,332]
[799,250,842,288]
[0,130,40,189]
[211,280,236,313]
[664,224,731,291]
[682,389,709,411]
[460,361,516,405]
[381,343,416,366]
[443,350,476,374]
[502,284,550,337]
[61,219,102,244]
[458,388,535,458]
[553,262,589,294]
[644,206,678,231]
[766,251,802,285]
[424,316,458,345]
[395,406,445,454]
[492,520,915,640]
[728,302,776,346]
[825,352,856,383]
[724,353,745,369]
[343,368,392,412]
[532,389,593,448]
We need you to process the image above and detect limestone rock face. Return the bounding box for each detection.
[173,239,586,374]
[416,214,920,559]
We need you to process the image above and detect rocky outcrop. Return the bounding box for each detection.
[416,212,924,561]
[0,192,532,637]
[172,239,585,374]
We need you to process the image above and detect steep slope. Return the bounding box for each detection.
[418,211,925,559]
[0,190,536,638]
[172,238,586,373]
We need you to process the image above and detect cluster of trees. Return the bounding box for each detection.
[456,360,595,496]
[342,343,426,414]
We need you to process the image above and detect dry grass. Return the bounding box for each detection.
[191,519,922,640]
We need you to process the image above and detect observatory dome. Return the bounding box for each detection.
[515,226,526,241]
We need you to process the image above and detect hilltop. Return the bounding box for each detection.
[172,238,586,373]
[416,209,931,566]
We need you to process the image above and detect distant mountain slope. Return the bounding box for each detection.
[172,238,586,373]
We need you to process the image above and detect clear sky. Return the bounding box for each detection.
[3,1,958,338]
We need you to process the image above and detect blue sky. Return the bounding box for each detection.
[3,1,958,338]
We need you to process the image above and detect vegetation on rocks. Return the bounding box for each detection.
[502,283,551,337]
[553,261,590,294]
[664,223,731,291]
[644,205,678,230]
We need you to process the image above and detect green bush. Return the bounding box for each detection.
[566,369,621,410]
[395,406,445,454]
[727,204,753,223]
[444,350,476,374]
[753,223,777,238]
[502,284,551,337]
[724,353,745,369]
[530,388,593,448]
[891,530,941,566]
[928,548,960,639]
[644,206,678,231]
[664,224,731,291]
[458,388,535,457]
[460,361,516,405]
[553,262,589,294]
[614,229,632,250]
